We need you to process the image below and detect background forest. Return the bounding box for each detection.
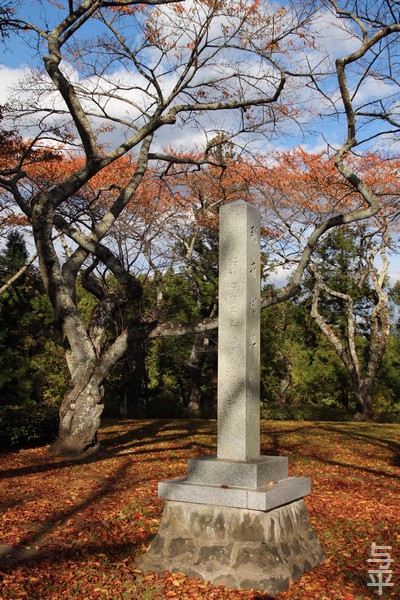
[1,219,399,450]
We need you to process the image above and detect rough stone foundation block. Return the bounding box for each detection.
[187,455,288,489]
[139,499,324,596]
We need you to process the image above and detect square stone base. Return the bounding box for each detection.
[187,455,288,488]
[159,454,308,511]
[159,476,310,511]
[139,499,324,596]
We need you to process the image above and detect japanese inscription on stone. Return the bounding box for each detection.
[217,201,261,461]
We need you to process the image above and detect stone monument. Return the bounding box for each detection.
[139,201,323,595]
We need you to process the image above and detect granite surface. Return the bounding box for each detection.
[218,201,261,461]
[187,455,288,489]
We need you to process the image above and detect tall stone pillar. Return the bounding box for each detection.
[217,200,260,461]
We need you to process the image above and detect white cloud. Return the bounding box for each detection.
[264,264,291,288]
[388,250,400,283]
[0,65,30,104]
[297,140,330,154]
[290,7,359,75]
[353,78,397,105]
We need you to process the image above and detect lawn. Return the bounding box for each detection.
[0,420,399,599]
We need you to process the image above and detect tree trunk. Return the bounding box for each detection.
[188,385,202,416]
[120,387,128,419]
[50,372,104,456]
[187,334,207,417]
[277,350,292,405]
[353,384,374,421]
[120,342,146,418]
[339,385,350,410]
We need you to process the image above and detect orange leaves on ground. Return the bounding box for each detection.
[0,420,399,599]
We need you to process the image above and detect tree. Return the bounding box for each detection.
[252,145,399,420]
[0,0,320,455]
[0,107,29,239]
[0,231,67,407]
[0,0,399,454]
[309,224,391,420]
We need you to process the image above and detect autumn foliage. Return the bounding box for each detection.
[21,145,400,241]
[0,419,398,599]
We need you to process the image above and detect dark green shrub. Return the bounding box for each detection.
[261,402,351,422]
[0,404,59,450]
[374,410,400,424]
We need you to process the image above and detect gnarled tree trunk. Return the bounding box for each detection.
[277,350,292,406]
[51,371,105,455]
[353,385,373,421]
[120,341,147,418]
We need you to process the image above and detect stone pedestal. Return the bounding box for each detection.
[188,455,288,488]
[139,499,324,596]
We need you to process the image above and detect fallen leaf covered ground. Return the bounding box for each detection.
[0,420,399,599]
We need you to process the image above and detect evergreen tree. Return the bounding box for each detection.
[0,231,67,407]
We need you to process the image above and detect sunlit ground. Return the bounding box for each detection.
[0,420,399,599]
